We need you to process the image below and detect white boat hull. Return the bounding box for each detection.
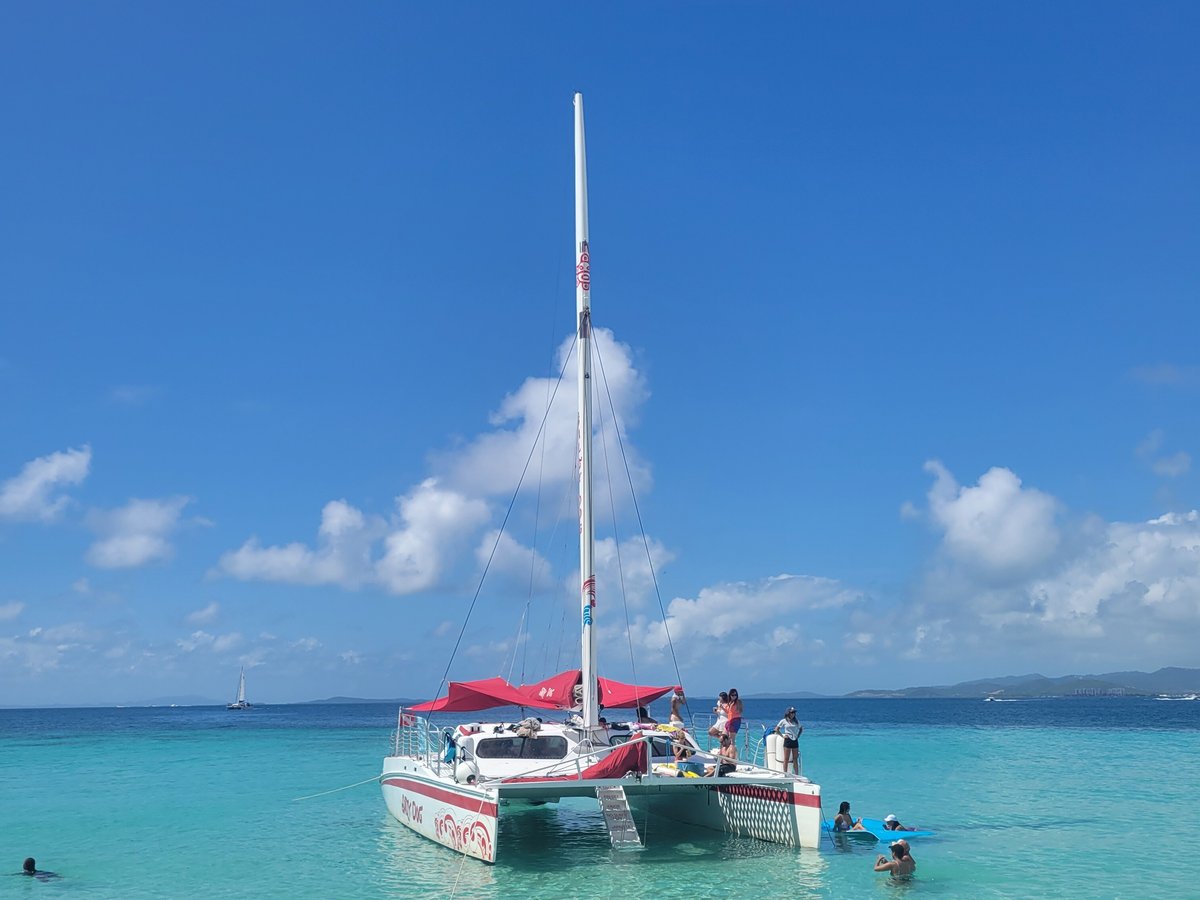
[382,755,821,863]
[381,757,499,863]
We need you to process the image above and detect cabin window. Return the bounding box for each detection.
[475,736,569,760]
[648,737,674,757]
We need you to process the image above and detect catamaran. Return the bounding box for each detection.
[227,667,251,710]
[379,93,822,863]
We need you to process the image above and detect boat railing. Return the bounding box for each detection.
[388,709,449,775]
[688,715,803,776]
[478,731,658,786]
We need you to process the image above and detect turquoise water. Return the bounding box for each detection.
[2,699,1197,898]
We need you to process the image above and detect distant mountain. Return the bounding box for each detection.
[847,667,1200,699]
[745,691,829,700]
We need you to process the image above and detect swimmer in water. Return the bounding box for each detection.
[874,841,915,876]
[18,858,60,882]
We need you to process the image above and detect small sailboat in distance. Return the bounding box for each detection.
[227,667,251,710]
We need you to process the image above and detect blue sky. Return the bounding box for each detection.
[2,3,1197,706]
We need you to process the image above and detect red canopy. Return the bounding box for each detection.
[518,669,681,710]
[517,670,582,708]
[598,675,680,709]
[409,677,563,713]
[411,672,682,714]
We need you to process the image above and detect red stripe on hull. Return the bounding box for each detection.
[714,783,822,808]
[382,776,499,818]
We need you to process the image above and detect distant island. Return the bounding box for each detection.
[796,666,1200,699]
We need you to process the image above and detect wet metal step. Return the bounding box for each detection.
[595,785,643,850]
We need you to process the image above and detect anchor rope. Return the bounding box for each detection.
[290,775,378,802]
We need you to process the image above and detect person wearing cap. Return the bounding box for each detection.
[874,840,915,876]
[883,813,915,831]
[773,706,804,775]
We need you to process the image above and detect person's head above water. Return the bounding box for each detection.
[23,859,36,875]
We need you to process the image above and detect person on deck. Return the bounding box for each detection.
[668,692,686,726]
[636,706,657,725]
[673,741,705,776]
[705,732,737,776]
[833,801,866,831]
[724,688,744,737]
[708,691,730,737]
[773,706,803,775]
[875,841,915,876]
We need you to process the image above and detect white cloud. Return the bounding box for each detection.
[1130,363,1200,387]
[72,578,91,595]
[476,530,556,594]
[592,536,674,609]
[628,574,862,665]
[0,636,64,672]
[0,602,25,622]
[86,496,191,568]
[217,328,655,604]
[176,630,214,652]
[292,637,321,651]
[1137,430,1192,478]
[212,632,243,653]
[925,461,1060,578]
[216,499,384,588]
[1151,452,1191,478]
[175,630,243,654]
[376,480,491,593]
[440,329,650,501]
[898,462,1200,668]
[0,445,91,522]
[218,484,490,595]
[186,602,220,625]
[109,385,164,406]
[0,620,104,673]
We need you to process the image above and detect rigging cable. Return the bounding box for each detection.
[592,349,641,695]
[514,256,566,686]
[428,335,578,706]
[593,331,689,713]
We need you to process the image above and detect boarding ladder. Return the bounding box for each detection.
[595,785,643,850]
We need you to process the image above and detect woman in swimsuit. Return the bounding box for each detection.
[833,801,866,831]
[724,688,743,736]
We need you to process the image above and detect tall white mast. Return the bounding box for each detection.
[574,92,599,730]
